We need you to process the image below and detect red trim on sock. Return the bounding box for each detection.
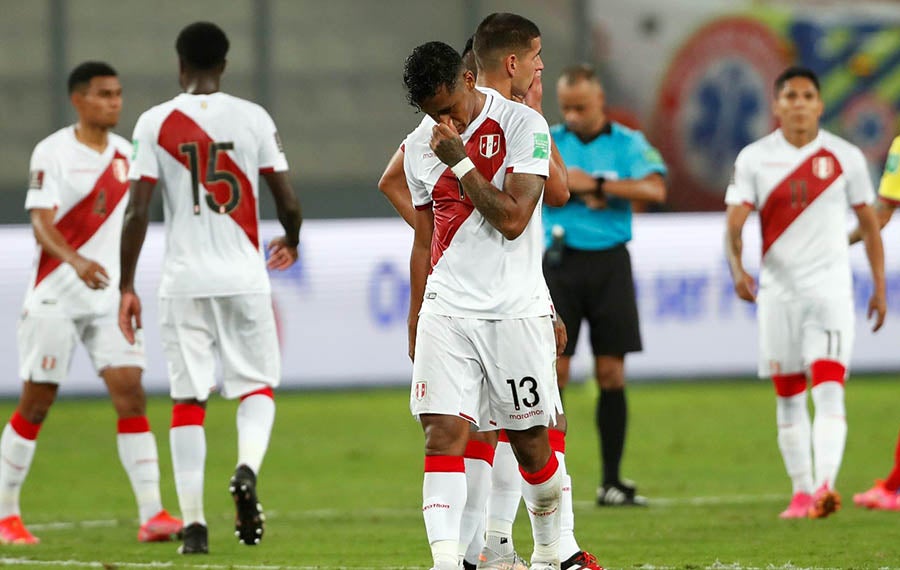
[548,428,566,454]
[884,429,900,491]
[519,451,560,485]
[117,416,150,434]
[240,387,274,401]
[497,429,509,443]
[171,404,206,428]
[464,440,495,465]
[9,412,41,440]
[772,373,806,397]
[424,455,465,473]
[810,360,846,387]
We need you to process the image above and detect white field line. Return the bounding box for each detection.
[26,493,791,533]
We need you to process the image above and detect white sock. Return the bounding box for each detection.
[423,456,466,570]
[0,423,37,518]
[522,454,562,565]
[775,392,814,495]
[485,440,520,547]
[556,451,580,561]
[236,393,275,474]
[811,381,846,489]
[170,425,206,526]
[459,455,491,560]
[117,429,163,523]
[463,512,485,565]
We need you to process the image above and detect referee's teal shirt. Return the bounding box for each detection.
[543,122,667,250]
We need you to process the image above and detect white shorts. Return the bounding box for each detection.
[17,311,146,383]
[757,294,854,377]
[410,314,561,431]
[159,294,280,401]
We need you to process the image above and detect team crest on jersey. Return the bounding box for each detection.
[812,156,834,180]
[29,170,44,190]
[41,356,57,371]
[414,381,427,401]
[480,134,501,158]
[112,158,128,183]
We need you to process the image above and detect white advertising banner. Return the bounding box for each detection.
[0,215,898,397]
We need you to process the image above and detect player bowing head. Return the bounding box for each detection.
[403,41,481,135]
[473,12,543,101]
[773,66,824,142]
[68,61,123,132]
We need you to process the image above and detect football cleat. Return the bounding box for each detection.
[853,480,900,511]
[808,483,841,519]
[177,522,208,554]
[529,563,560,570]
[596,479,647,507]
[0,515,38,545]
[138,509,183,542]
[477,542,529,570]
[779,492,814,519]
[230,464,265,546]
[561,550,605,570]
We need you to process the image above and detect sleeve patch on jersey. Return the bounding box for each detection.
[131,140,139,161]
[644,147,664,164]
[274,131,284,153]
[533,133,550,159]
[28,170,44,190]
[886,153,899,174]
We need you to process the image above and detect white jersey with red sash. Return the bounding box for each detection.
[725,129,874,300]
[128,92,288,298]
[23,126,132,318]
[402,87,553,319]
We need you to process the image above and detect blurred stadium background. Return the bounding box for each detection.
[2,0,898,393]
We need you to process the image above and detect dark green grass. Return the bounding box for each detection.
[0,376,897,568]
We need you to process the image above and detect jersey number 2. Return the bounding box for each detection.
[178,141,241,215]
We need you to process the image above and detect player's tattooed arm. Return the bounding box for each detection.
[30,208,109,290]
[378,147,416,228]
[430,123,543,240]
[854,203,887,332]
[408,207,434,361]
[724,203,757,303]
[262,171,302,270]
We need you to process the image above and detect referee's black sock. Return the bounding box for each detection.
[596,387,627,486]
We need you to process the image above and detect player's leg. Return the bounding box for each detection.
[0,314,77,544]
[853,428,900,510]
[481,429,527,570]
[804,297,853,518]
[483,317,562,568]
[215,294,280,547]
[759,294,813,518]
[88,317,182,542]
[459,429,496,567]
[160,297,216,554]
[590,246,644,507]
[412,314,482,570]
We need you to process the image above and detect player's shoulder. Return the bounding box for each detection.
[217,92,270,118]
[134,97,180,128]
[736,131,780,162]
[819,129,864,159]
[888,135,900,153]
[108,131,132,155]
[404,114,436,149]
[489,92,548,129]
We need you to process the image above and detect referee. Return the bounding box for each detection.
[544,64,666,506]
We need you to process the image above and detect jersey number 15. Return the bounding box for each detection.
[178,141,242,215]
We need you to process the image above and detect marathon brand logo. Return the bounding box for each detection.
[509,409,544,420]
[29,170,44,190]
[422,502,451,511]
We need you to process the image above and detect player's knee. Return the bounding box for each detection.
[17,404,51,426]
[595,358,625,389]
[421,415,468,456]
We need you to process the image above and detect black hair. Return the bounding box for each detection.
[559,63,601,86]
[403,41,464,109]
[67,61,117,94]
[176,21,229,71]
[461,35,477,75]
[774,66,820,96]
[473,12,541,71]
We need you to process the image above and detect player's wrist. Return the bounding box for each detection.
[451,157,476,179]
[594,176,606,196]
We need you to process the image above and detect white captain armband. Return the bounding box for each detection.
[451,157,475,179]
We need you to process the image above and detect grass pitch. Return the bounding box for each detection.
[0,376,897,569]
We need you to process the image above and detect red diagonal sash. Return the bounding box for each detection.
[157,110,259,249]
[759,148,843,256]
[35,150,129,287]
[431,118,508,269]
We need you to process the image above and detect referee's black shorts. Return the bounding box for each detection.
[543,243,642,357]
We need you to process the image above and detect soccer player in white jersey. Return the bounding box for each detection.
[724,66,886,520]
[118,23,302,555]
[0,62,182,546]
[403,40,562,570]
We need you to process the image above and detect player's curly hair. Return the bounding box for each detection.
[403,41,464,110]
[176,22,229,71]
